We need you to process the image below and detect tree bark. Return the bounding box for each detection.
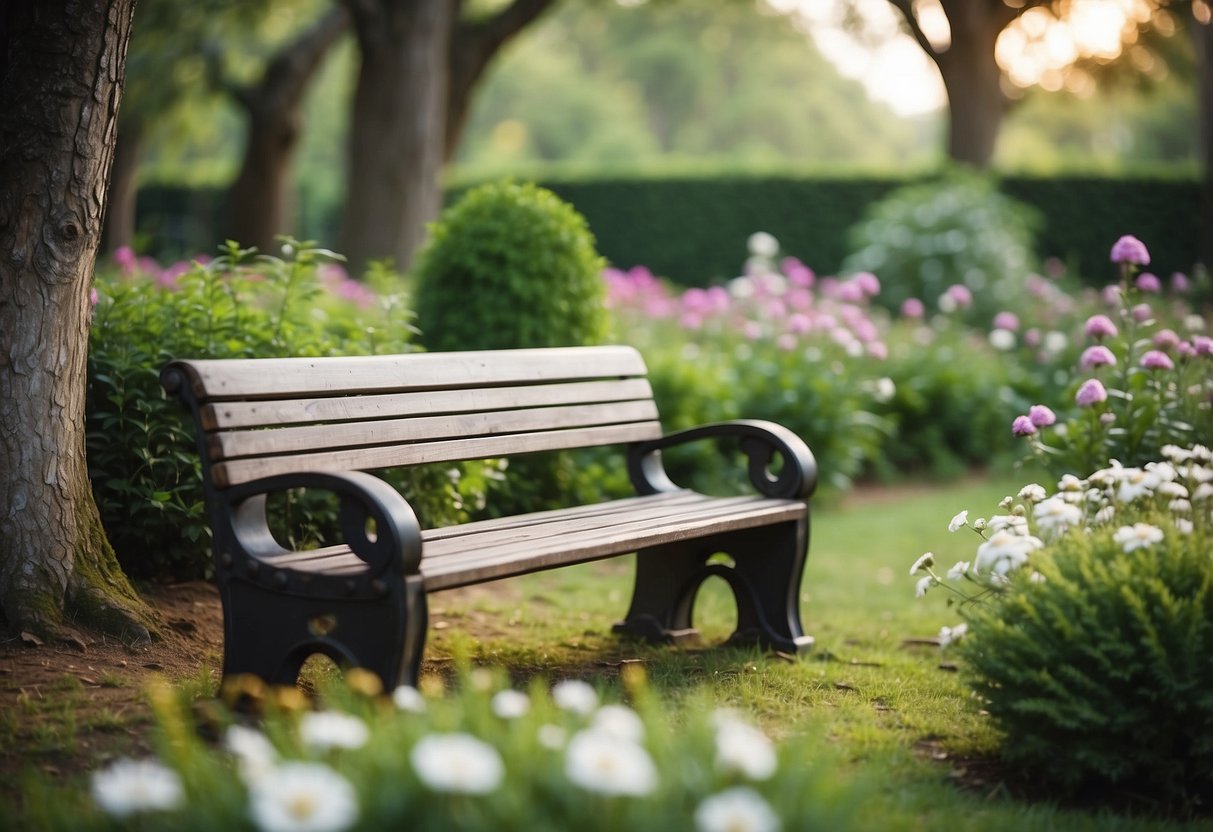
[0,0,158,641]
[225,7,348,253]
[446,0,557,162]
[103,114,144,254]
[340,0,455,275]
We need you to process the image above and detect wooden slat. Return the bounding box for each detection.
[177,346,649,400]
[212,421,663,487]
[200,379,656,430]
[209,400,660,461]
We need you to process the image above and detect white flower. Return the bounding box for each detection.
[974,530,1043,576]
[538,724,568,750]
[1032,497,1083,538]
[915,576,935,598]
[747,231,779,259]
[592,704,645,742]
[909,552,935,575]
[392,685,426,713]
[715,718,777,780]
[988,328,1016,351]
[1193,483,1213,502]
[937,623,968,648]
[299,712,369,751]
[1169,498,1193,514]
[1057,474,1086,493]
[1017,483,1047,503]
[564,729,658,796]
[1044,330,1069,353]
[1162,444,1192,463]
[490,689,531,719]
[1115,468,1160,503]
[946,561,970,581]
[552,680,599,715]
[1094,504,1117,524]
[410,733,505,794]
[1146,461,1178,483]
[1159,481,1189,499]
[226,724,278,785]
[1113,523,1164,553]
[1176,518,1194,535]
[248,762,358,832]
[947,511,969,532]
[985,514,1029,535]
[694,787,781,832]
[91,758,185,819]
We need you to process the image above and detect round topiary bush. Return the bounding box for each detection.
[842,173,1039,324]
[957,520,1213,809]
[412,180,607,351]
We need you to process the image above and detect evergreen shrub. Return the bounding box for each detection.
[958,521,1213,809]
[842,173,1040,324]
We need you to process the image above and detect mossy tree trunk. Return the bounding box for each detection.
[0,0,159,642]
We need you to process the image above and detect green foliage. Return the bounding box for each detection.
[87,241,488,580]
[842,173,1041,322]
[958,523,1213,808]
[412,180,607,352]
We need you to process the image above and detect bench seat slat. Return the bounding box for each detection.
[180,346,649,400]
[208,400,660,461]
[200,379,656,430]
[263,493,805,591]
[211,421,664,487]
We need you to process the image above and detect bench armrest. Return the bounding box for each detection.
[220,470,423,577]
[628,419,818,500]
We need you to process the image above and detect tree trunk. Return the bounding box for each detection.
[445,0,557,162]
[1194,8,1213,269]
[0,0,158,641]
[103,114,144,255]
[340,0,455,274]
[225,7,348,253]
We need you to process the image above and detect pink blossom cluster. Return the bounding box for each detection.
[603,258,889,359]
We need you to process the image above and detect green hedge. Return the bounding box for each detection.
[131,173,1203,284]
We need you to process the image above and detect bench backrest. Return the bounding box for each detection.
[161,346,664,489]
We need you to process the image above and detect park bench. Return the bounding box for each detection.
[161,345,819,691]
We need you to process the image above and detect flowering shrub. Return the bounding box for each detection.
[88,242,494,580]
[1011,235,1211,477]
[67,669,858,832]
[911,445,1213,806]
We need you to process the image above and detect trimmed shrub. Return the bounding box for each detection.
[412,179,607,351]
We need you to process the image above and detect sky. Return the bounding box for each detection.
[771,0,1145,117]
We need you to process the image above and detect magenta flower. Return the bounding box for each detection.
[90,287,100,307]
[1131,303,1152,323]
[901,298,925,319]
[1171,272,1191,293]
[836,281,865,304]
[1193,336,1213,356]
[1110,235,1150,266]
[1152,329,1180,351]
[1135,272,1161,293]
[782,258,815,288]
[993,311,1020,332]
[945,284,973,308]
[1084,314,1118,340]
[1012,415,1037,437]
[853,272,881,297]
[1028,405,1057,427]
[1140,350,1175,371]
[1075,379,1108,407]
[1179,341,1197,359]
[112,245,137,274]
[1079,345,1117,370]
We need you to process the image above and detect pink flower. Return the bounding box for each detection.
[1140,350,1174,371]
[993,311,1020,332]
[1012,415,1037,437]
[1102,285,1122,306]
[945,284,973,308]
[786,313,812,334]
[1075,379,1108,407]
[1135,272,1161,293]
[112,245,137,273]
[901,298,925,319]
[1152,329,1180,351]
[836,281,865,304]
[853,272,881,297]
[782,258,815,288]
[1028,405,1056,427]
[1131,303,1152,323]
[1179,341,1197,359]
[1024,328,1042,348]
[867,341,888,360]
[1110,235,1150,266]
[1079,345,1117,370]
[1193,336,1213,356]
[1171,272,1190,293]
[90,287,99,307]
[1084,314,1118,340]
[776,333,797,351]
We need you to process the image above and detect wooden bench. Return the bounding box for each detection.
[161,346,819,690]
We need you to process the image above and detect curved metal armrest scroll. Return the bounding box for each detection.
[220,470,423,576]
[627,419,818,499]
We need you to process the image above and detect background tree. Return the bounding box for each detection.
[0,0,157,640]
[339,0,556,273]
